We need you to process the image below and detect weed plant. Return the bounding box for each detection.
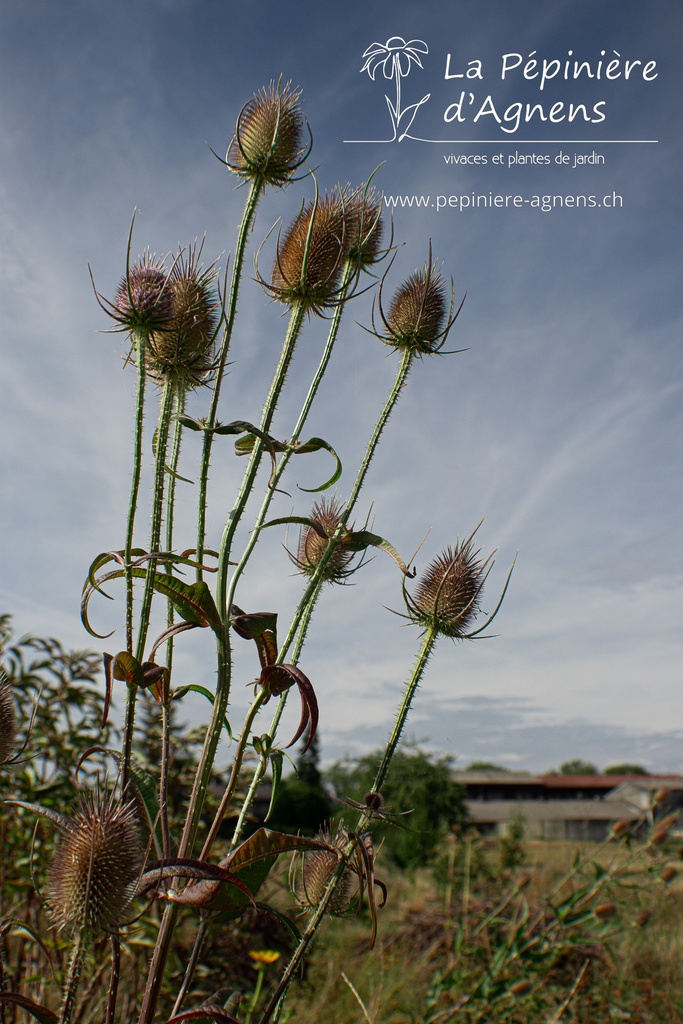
[0,81,677,1024]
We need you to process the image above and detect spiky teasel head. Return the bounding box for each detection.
[373,245,462,356]
[345,184,385,268]
[291,826,355,915]
[145,244,220,387]
[266,190,351,315]
[0,668,16,765]
[404,533,491,639]
[227,79,309,186]
[110,252,174,335]
[47,790,142,935]
[289,497,358,583]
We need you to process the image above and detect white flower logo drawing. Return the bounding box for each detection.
[360,37,430,141]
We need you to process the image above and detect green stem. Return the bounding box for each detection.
[60,929,88,1024]
[125,329,148,654]
[199,690,266,861]
[367,625,437,799]
[138,302,307,1024]
[135,378,177,663]
[217,300,307,620]
[196,178,263,572]
[170,918,209,1019]
[280,346,414,662]
[226,262,356,608]
[120,331,149,792]
[261,625,438,1023]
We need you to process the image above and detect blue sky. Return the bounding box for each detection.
[1,0,681,772]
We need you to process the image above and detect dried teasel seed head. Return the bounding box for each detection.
[113,254,173,334]
[270,192,350,314]
[406,538,487,639]
[293,827,354,915]
[228,80,307,186]
[289,497,356,583]
[345,185,384,268]
[0,669,16,765]
[659,865,677,884]
[47,791,142,935]
[384,261,449,354]
[146,246,219,387]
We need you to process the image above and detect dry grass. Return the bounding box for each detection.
[274,840,683,1024]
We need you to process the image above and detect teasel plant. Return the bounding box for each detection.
[7,75,518,1024]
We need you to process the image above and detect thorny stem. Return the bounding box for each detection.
[200,690,267,861]
[217,300,308,620]
[170,918,209,1019]
[120,329,149,791]
[104,933,121,1024]
[188,299,307,852]
[368,625,437,798]
[226,258,357,604]
[135,378,177,664]
[262,624,437,1022]
[196,178,263,572]
[139,304,307,1024]
[228,346,415,854]
[281,345,414,663]
[60,929,88,1024]
[159,391,185,858]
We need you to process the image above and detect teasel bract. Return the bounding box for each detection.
[227,79,310,186]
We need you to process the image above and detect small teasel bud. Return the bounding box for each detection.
[269,192,350,314]
[383,259,449,354]
[146,245,219,387]
[634,910,651,927]
[364,791,384,812]
[47,790,142,935]
[406,538,487,639]
[0,668,16,765]
[293,827,354,915]
[113,253,173,334]
[228,80,307,186]
[659,865,677,884]
[290,497,356,583]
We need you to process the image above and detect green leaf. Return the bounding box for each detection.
[345,530,414,577]
[293,437,343,492]
[264,751,283,823]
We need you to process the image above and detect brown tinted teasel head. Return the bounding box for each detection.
[47,791,142,935]
[404,533,491,639]
[267,190,354,314]
[228,79,309,186]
